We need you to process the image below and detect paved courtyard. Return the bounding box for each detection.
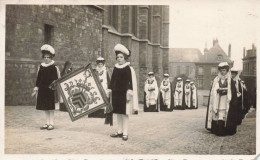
[5,105,256,155]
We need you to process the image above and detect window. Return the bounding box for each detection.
[197,75,204,88]
[110,6,118,30]
[217,55,223,61]
[44,24,54,45]
[148,6,152,41]
[198,66,204,75]
[211,67,218,75]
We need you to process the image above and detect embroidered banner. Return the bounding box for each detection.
[55,64,109,121]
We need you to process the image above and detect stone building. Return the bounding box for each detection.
[195,39,233,90]
[168,48,202,81]
[241,44,256,107]
[5,5,169,105]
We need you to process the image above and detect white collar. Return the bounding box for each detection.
[41,60,55,67]
[115,62,130,69]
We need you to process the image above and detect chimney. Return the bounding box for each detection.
[252,43,255,50]
[228,43,231,58]
[213,38,219,46]
[243,47,246,58]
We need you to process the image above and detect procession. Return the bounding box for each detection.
[3,3,257,158]
[32,43,254,139]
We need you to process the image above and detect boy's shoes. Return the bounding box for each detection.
[122,135,128,141]
[40,124,48,130]
[47,125,54,130]
[110,132,123,138]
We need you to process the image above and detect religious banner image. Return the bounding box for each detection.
[56,64,109,121]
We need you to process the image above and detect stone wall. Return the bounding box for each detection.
[5,5,103,105]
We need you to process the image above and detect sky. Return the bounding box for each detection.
[169,0,258,70]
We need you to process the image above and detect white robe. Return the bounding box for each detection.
[174,81,183,106]
[191,85,197,108]
[206,72,232,129]
[96,65,109,113]
[160,79,171,109]
[144,77,159,107]
[184,83,191,108]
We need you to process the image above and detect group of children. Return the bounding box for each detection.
[33,43,138,141]
[144,73,198,112]
[33,43,250,140]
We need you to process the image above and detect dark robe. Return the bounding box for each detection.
[236,80,243,125]
[36,64,59,110]
[108,65,133,115]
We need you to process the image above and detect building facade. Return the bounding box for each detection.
[5,5,169,105]
[168,48,202,81]
[241,44,256,102]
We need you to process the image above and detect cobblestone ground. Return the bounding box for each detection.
[5,105,256,154]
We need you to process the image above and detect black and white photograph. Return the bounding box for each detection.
[1,0,259,160]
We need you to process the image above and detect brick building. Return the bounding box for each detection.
[168,48,202,81]
[195,39,233,90]
[5,5,169,105]
[241,44,256,106]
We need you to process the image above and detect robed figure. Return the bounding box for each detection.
[88,57,111,118]
[184,79,191,109]
[173,77,185,110]
[240,81,251,116]
[159,74,173,111]
[190,81,198,109]
[205,62,238,136]
[231,68,251,125]
[143,72,159,112]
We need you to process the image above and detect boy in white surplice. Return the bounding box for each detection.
[184,79,191,109]
[159,74,173,111]
[173,77,185,110]
[143,72,159,112]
